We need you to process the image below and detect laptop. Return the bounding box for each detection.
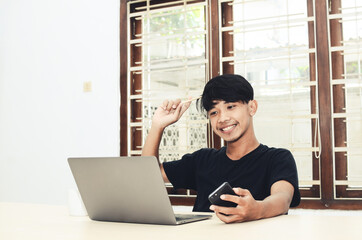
[67,156,212,225]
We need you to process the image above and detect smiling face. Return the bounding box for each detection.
[208,100,257,144]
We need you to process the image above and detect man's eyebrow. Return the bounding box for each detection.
[219,101,232,105]
[207,105,217,113]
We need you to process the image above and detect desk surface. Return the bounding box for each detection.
[1,202,361,240]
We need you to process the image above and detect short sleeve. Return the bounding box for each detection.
[163,151,199,190]
[269,149,301,207]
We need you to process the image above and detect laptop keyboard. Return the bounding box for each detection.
[175,213,209,221]
[175,214,194,221]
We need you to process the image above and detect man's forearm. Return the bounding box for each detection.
[142,124,171,183]
[257,180,294,219]
[141,124,164,162]
[257,191,292,220]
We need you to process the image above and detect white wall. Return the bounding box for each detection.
[0,0,120,205]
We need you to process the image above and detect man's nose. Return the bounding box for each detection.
[218,111,230,123]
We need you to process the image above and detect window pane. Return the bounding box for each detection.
[225,0,316,186]
[128,1,208,161]
[331,0,362,192]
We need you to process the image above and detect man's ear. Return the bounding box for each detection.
[248,100,258,116]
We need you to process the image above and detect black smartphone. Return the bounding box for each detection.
[208,182,237,208]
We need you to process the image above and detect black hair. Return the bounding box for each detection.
[197,74,254,113]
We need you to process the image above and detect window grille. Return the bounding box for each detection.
[219,0,320,197]
[126,0,209,162]
[329,0,362,199]
[121,0,362,207]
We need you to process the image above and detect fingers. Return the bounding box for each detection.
[161,96,198,111]
[160,98,192,118]
[210,205,235,215]
[180,100,191,115]
[215,188,249,203]
[219,194,241,206]
[233,187,251,197]
[209,188,251,223]
[161,99,181,112]
[210,188,259,224]
[214,210,239,224]
[210,205,240,223]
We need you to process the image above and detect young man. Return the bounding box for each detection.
[142,74,300,223]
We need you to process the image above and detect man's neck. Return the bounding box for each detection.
[226,136,260,161]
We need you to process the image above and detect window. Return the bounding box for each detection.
[126,0,208,160]
[123,0,210,203]
[120,0,362,209]
[219,0,319,200]
[329,0,362,201]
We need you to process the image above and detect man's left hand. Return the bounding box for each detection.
[209,188,262,223]
[209,181,294,224]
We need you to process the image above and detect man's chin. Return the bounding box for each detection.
[222,133,244,144]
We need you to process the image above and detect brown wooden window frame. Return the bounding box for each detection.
[120,0,362,209]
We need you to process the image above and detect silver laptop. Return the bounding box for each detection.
[67,156,212,225]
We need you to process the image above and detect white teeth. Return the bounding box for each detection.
[222,125,234,131]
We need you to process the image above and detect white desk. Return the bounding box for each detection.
[1,202,361,240]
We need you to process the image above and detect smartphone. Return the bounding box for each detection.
[208,182,237,208]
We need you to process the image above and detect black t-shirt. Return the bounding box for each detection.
[163,144,301,212]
